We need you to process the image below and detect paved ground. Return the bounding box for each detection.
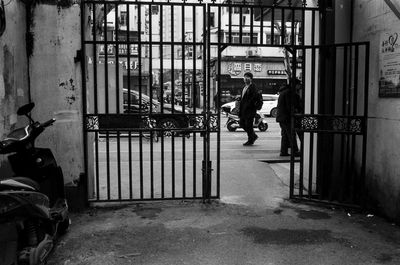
[47,117,400,265]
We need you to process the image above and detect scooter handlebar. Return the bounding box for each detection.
[41,118,56,128]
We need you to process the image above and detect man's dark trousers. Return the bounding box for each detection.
[279,121,299,154]
[240,116,256,142]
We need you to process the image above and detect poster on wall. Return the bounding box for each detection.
[379,28,400,97]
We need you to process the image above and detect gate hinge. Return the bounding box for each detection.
[74,49,83,63]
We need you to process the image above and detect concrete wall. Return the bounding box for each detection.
[0,1,29,178]
[29,2,84,185]
[353,0,400,221]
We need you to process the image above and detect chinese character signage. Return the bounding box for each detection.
[224,61,286,77]
[99,44,138,57]
[379,28,400,97]
[267,70,286,75]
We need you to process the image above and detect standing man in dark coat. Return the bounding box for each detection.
[276,78,302,156]
[239,72,258,146]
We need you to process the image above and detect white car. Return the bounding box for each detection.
[221,94,278,117]
[260,94,279,117]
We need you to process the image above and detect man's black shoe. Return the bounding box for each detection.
[280,153,290,156]
[243,141,253,146]
[252,134,258,144]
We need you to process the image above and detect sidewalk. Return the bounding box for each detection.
[48,161,400,265]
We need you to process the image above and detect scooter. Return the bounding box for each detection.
[0,102,70,265]
[226,111,268,132]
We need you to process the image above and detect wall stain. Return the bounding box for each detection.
[3,45,14,99]
[241,227,348,245]
[296,209,332,220]
[376,253,393,263]
[66,95,76,105]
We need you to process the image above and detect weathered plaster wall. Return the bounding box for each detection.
[0,0,29,178]
[353,0,400,220]
[29,2,84,184]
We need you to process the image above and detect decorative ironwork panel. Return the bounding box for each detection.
[86,116,99,130]
[85,114,216,133]
[295,115,364,134]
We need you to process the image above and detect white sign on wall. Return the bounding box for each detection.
[379,28,400,97]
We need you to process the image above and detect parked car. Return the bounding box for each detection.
[154,104,191,136]
[220,94,279,117]
[123,89,160,114]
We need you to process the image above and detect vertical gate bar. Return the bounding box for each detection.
[216,4,222,198]
[92,3,98,114]
[361,43,370,204]
[127,4,132,118]
[192,5,197,198]
[117,131,121,199]
[291,8,295,46]
[115,5,122,200]
[229,5,232,43]
[106,132,110,200]
[205,2,214,199]
[345,45,353,198]
[298,7,305,198]
[160,4,165,199]
[350,44,359,201]
[239,6,243,43]
[308,46,315,199]
[202,3,210,200]
[171,4,176,199]
[289,48,297,199]
[138,3,144,199]
[115,5,120,115]
[103,3,111,200]
[281,8,285,45]
[332,46,337,114]
[182,4,186,198]
[128,131,133,199]
[95,132,100,200]
[149,3,155,199]
[271,6,275,45]
[340,45,348,195]
[250,6,254,45]
[260,7,263,45]
[301,7,305,46]
[127,4,133,200]
[104,3,109,114]
[308,11,316,199]
[80,2,89,203]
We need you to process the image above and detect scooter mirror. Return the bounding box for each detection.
[17,102,35,116]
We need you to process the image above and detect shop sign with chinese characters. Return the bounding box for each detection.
[226,62,263,76]
[98,44,138,56]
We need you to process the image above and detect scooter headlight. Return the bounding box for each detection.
[0,196,20,214]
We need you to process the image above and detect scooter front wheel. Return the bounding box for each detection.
[258,122,268,132]
[227,121,237,132]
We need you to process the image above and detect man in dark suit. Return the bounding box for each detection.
[239,72,258,146]
[276,78,302,156]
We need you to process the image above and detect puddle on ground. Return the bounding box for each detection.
[134,207,162,219]
[241,227,347,245]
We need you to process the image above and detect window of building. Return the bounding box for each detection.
[225,33,258,44]
[119,11,127,26]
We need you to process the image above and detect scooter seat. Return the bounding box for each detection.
[0,177,39,191]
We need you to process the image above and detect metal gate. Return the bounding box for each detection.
[81,0,218,202]
[81,0,369,206]
[291,43,369,207]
